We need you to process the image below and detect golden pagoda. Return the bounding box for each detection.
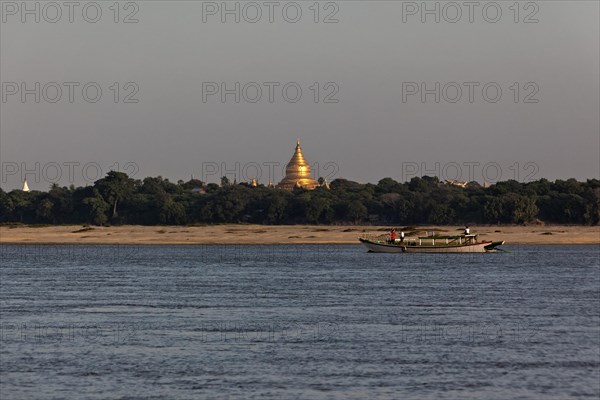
[277,140,320,190]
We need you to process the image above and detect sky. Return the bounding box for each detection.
[1,1,599,191]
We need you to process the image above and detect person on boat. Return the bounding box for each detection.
[400,231,405,242]
[389,228,396,244]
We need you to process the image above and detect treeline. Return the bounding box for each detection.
[1,172,598,226]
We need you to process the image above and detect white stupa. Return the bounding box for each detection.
[22,178,30,192]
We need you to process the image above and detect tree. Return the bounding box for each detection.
[583,188,600,225]
[377,177,401,193]
[306,196,329,224]
[0,174,595,226]
[429,204,456,224]
[203,186,249,222]
[94,171,136,220]
[35,198,54,222]
[82,189,110,225]
[346,200,368,224]
[8,190,34,222]
[158,195,187,225]
[265,191,289,224]
[512,195,538,224]
[47,184,74,223]
[483,197,504,224]
[0,190,15,222]
[380,193,401,222]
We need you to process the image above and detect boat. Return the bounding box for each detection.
[359,231,505,253]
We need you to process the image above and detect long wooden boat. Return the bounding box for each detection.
[359,233,505,253]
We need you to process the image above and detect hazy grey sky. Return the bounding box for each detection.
[1,1,599,190]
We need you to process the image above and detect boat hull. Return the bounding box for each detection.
[359,238,503,253]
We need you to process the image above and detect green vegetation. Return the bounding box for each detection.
[1,172,598,226]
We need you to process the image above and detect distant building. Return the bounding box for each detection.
[445,179,468,188]
[189,179,207,194]
[277,140,320,190]
[22,179,30,192]
[191,187,206,194]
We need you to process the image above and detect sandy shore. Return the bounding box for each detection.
[0,224,598,245]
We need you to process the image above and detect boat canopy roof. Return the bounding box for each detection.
[417,234,478,239]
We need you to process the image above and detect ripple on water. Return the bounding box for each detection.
[0,244,598,399]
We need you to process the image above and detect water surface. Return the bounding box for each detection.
[1,244,598,399]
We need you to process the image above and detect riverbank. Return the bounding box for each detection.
[1,224,598,245]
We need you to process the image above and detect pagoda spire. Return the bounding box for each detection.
[276,139,319,190]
